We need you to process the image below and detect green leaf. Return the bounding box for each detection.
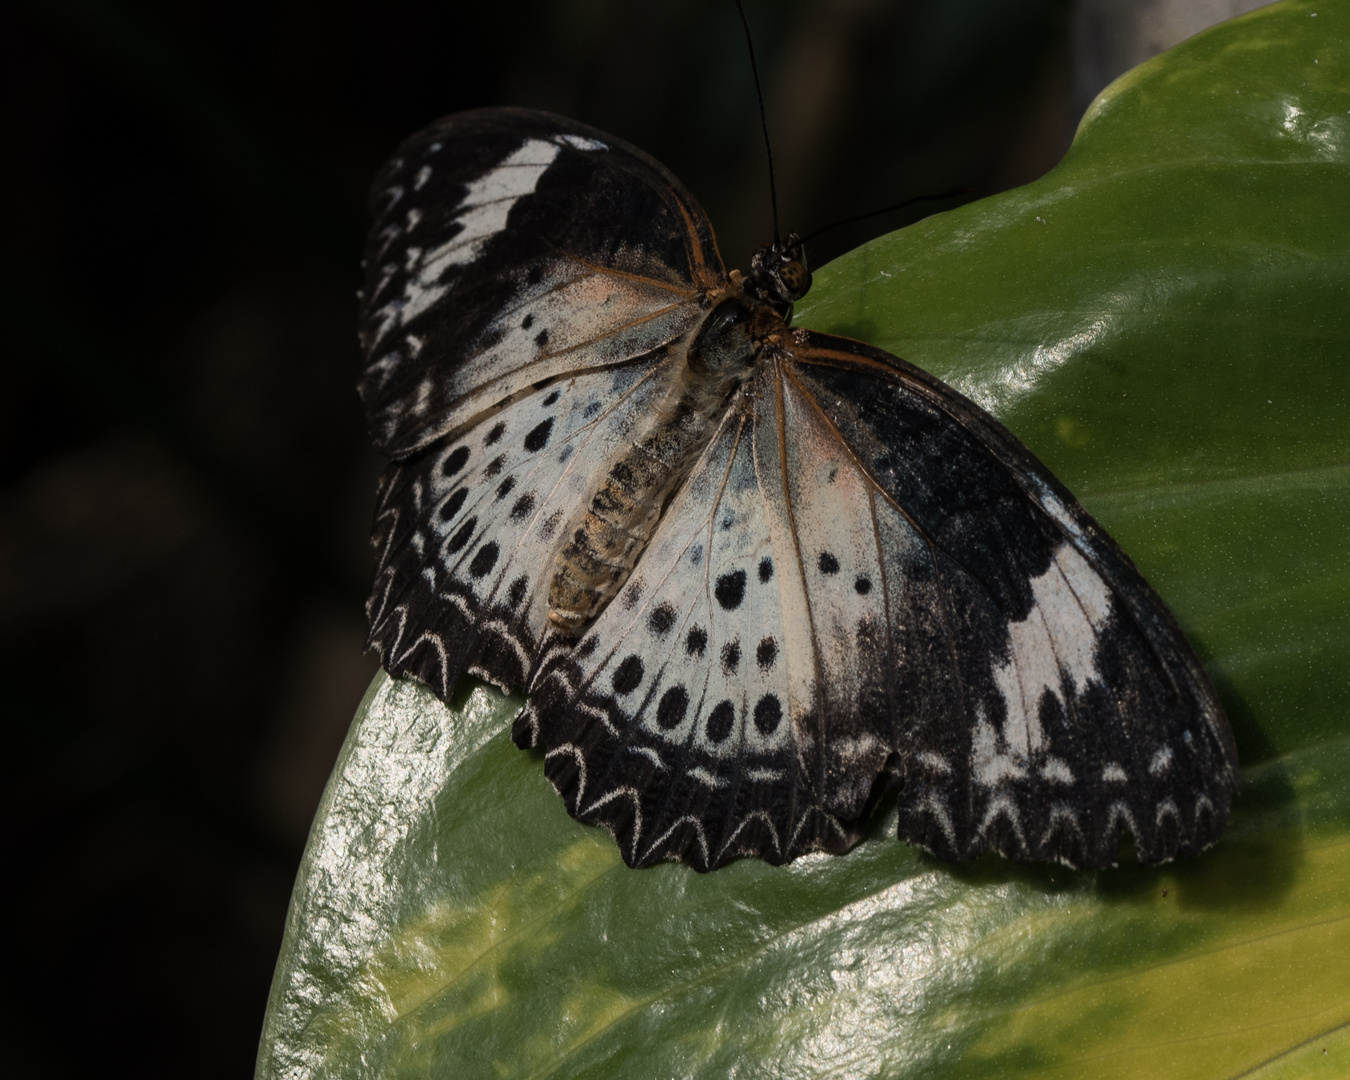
[258,3,1350,1077]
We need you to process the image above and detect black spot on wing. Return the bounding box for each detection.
[656,685,689,729]
[540,509,564,541]
[721,639,740,674]
[758,556,773,583]
[495,476,516,500]
[484,454,506,479]
[706,700,735,742]
[485,422,506,446]
[468,542,499,578]
[819,551,839,575]
[714,570,746,610]
[753,694,782,735]
[648,603,677,636]
[612,655,643,694]
[524,417,554,452]
[854,575,872,595]
[756,636,777,670]
[439,486,468,522]
[686,626,707,656]
[543,389,560,406]
[442,445,470,477]
[509,493,536,521]
[507,576,529,608]
[447,517,476,554]
[521,313,533,329]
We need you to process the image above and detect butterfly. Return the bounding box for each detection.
[357,107,1239,872]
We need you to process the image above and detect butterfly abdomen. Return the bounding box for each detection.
[547,295,770,632]
[545,428,691,632]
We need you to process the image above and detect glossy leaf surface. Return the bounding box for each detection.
[258,3,1350,1076]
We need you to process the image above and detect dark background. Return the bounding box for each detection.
[1,0,1237,1075]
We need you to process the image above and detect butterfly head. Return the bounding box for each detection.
[745,233,812,314]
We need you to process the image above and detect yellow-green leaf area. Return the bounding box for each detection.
[258,3,1350,1077]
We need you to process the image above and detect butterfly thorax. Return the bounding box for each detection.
[545,237,811,634]
[741,232,812,315]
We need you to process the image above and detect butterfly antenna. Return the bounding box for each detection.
[800,187,973,246]
[734,0,780,247]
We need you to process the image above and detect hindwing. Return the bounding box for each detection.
[517,406,844,870]
[770,330,1236,867]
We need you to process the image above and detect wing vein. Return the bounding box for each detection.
[699,412,761,856]
[866,484,898,739]
[537,300,693,361]
[772,356,826,815]
[538,240,703,298]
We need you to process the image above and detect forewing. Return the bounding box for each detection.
[359,107,724,458]
[361,107,727,698]
[778,329,1239,868]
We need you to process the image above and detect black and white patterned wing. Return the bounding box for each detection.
[358,107,724,457]
[369,360,683,698]
[517,405,848,871]
[774,330,1238,868]
[518,329,1237,871]
[361,109,725,696]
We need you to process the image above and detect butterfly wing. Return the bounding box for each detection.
[359,107,724,457]
[777,330,1239,867]
[520,327,1238,870]
[361,109,725,696]
[518,404,847,870]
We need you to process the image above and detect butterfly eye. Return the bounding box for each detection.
[780,260,809,296]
